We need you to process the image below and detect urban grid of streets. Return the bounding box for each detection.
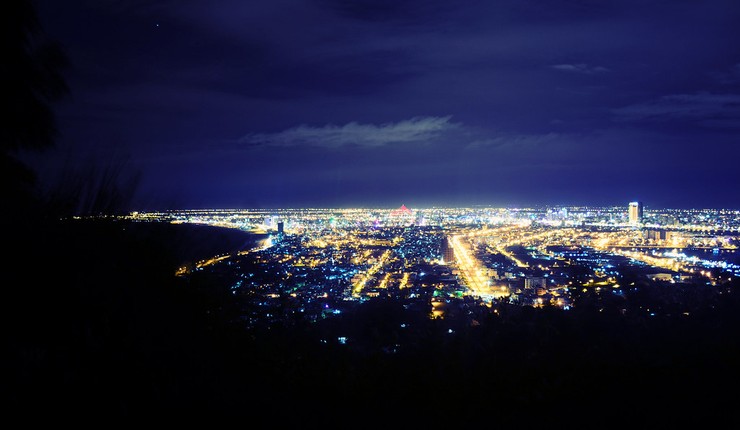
[126,205,740,327]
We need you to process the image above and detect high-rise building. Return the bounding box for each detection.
[628,201,643,225]
[277,221,284,235]
[441,237,455,264]
[525,276,546,290]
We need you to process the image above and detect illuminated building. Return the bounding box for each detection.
[277,221,284,235]
[629,201,643,225]
[525,276,547,295]
[390,204,413,217]
[388,204,414,226]
[645,229,667,241]
[441,237,455,264]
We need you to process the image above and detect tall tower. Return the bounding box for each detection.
[441,237,455,264]
[277,221,284,235]
[628,201,643,225]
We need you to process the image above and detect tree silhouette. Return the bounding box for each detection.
[44,152,141,217]
[2,2,139,218]
[2,0,67,211]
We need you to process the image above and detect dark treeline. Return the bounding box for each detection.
[5,217,740,426]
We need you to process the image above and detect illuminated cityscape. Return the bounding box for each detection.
[124,203,740,331]
[9,0,740,422]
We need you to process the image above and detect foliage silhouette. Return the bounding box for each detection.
[2,0,68,215]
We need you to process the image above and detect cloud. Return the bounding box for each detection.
[466,132,561,150]
[550,63,609,74]
[613,92,740,128]
[241,116,459,148]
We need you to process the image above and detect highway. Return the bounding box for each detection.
[449,234,507,299]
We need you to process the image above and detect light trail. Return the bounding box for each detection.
[449,234,507,299]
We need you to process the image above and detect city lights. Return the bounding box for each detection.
[123,204,739,328]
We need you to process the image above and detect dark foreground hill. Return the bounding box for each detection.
[4,218,740,426]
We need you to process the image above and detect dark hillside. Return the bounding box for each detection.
[4,218,740,426]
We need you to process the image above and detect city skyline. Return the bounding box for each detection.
[121,200,740,213]
[128,204,740,235]
[130,202,738,210]
[23,0,740,211]
[137,203,739,326]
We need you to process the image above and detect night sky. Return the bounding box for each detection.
[28,0,740,210]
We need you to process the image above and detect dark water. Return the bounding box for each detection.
[128,221,268,264]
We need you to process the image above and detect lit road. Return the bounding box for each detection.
[352,249,392,297]
[175,236,274,276]
[449,234,507,299]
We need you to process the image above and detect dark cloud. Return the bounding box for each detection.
[712,63,740,85]
[550,64,609,74]
[319,0,454,24]
[613,93,740,129]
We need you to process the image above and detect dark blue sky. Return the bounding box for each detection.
[28,0,740,209]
